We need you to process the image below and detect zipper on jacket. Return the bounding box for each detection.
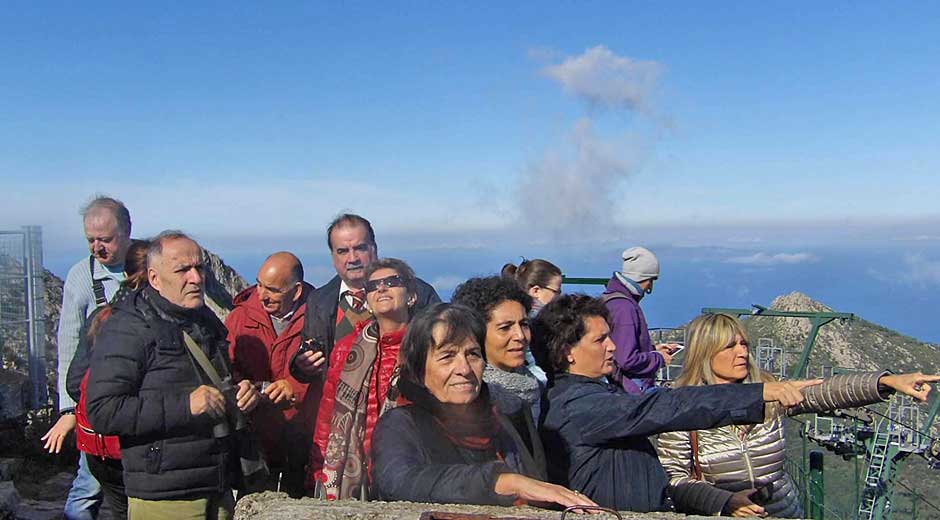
[740,435,756,489]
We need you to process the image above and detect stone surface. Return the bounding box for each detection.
[0,481,19,520]
[233,493,722,520]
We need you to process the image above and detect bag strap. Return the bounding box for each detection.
[601,291,629,304]
[690,430,703,481]
[89,256,108,308]
[182,331,224,388]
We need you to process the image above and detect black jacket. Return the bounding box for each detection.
[86,287,237,500]
[539,374,765,513]
[371,401,545,505]
[290,274,440,382]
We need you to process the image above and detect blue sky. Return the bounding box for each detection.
[3,3,940,342]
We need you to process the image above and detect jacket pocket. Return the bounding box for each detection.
[145,440,165,474]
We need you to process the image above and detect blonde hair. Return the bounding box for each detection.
[676,313,777,419]
[676,313,774,387]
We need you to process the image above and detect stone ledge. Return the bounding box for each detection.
[233,492,725,520]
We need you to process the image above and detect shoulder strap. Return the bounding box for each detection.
[601,291,629,304]
[689,430,703,480]
[182,331,224,388]
[89,256,108,307]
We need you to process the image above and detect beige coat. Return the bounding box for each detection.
[657,371,887,518]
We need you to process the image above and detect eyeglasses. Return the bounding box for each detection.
[540,285,562,294]
[365,274,405,293]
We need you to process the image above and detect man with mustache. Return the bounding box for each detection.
[86,231,261,519]
[224,252,315,496]
[41,196,132,519]
[291,214,441,379]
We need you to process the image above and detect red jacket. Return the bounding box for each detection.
[225,282,317,462]
[307,320,405,491]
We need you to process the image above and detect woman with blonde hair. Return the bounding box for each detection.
[658,313,939,518]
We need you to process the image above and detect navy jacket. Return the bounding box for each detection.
[540,373,765,513]
[371,403,544,505]
[291,274,440,382]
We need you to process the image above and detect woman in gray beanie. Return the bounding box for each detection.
[601,246,678,394]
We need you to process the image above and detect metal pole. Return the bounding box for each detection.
[23,225,46,408]
[810,450,825,520]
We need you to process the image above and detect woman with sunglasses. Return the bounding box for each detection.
[502,258,563,387]
[307,258,418,500]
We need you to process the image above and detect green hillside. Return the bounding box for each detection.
[737,292,940,519]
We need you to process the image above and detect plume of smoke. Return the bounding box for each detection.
[541,45,661,112]
[517,118,639,238]
[517,46,664,240]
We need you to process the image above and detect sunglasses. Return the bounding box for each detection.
[365,274,405,293]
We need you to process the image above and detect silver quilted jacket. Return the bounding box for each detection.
[657,371,888,518]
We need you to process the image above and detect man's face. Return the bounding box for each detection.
[84,210,131,267]
[148,238,205,309]
[256,265,301,318]
[329,224,377,287]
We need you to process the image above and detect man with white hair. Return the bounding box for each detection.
[86,231,260,519]
[41,196,131,519]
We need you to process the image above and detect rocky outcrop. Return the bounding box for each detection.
[743,291,939,375]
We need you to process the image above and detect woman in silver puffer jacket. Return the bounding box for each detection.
[657,313,939,518]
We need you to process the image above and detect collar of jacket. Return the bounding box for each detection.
[553,372,621,394]
[232,281,313,327]
[604,275,642,302]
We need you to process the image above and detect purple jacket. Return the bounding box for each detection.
[602,276,663,394]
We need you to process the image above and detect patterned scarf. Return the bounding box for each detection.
[320,324,384,500]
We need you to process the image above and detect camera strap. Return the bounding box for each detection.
[182,331,224,389]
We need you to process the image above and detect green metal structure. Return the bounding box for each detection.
[699,305,854,379]
[561,277,940,519]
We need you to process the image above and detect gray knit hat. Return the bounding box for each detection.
[620,246,659,282]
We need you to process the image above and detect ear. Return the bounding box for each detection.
[147,267,160,291]
[291,282,303,303]
[528,286,540,298]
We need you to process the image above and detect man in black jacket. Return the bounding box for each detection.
[291,214,440,380]
[86,231,260,519]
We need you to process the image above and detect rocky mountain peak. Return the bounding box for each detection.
[745,292,937,376]
[769,291,833,313]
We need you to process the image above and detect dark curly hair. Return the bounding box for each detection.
[451,275,532,321]
[530,294,610,377]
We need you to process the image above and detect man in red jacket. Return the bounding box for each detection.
[225,251,315,497]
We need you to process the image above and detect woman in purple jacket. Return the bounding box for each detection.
[602,246,678,394]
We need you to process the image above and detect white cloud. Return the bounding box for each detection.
[541,45,662,111]
[901,254,940,286]
[724,252,818,266]
[516,118,643,238]
[430,275,465,292]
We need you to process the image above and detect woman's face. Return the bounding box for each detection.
[710,334,750,384]
[365,267,414,322]
[484,300,530,371]
[528,275,563,307]
[423,324,485,405]
[566,316,617,379]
